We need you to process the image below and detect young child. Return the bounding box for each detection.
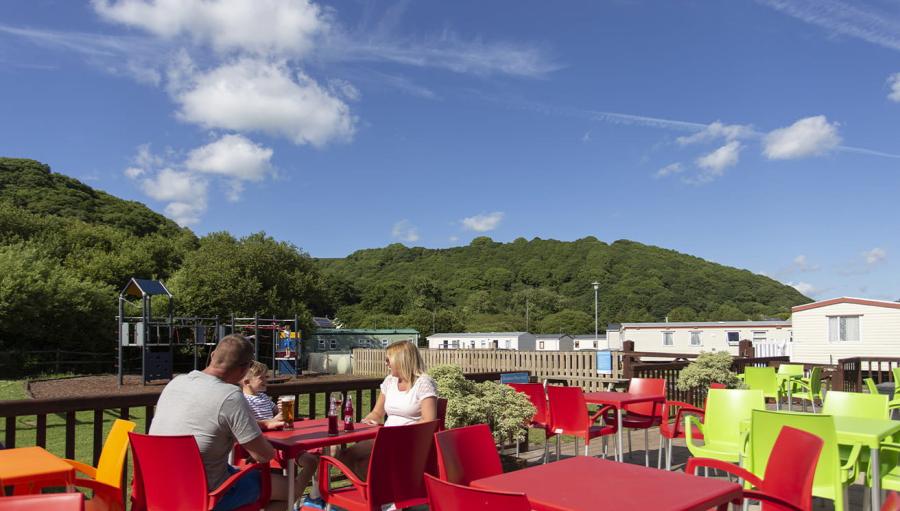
[241,362,325,510]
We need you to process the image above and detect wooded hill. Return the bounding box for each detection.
[0,157,810,374]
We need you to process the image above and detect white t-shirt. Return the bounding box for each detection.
[381,374,438,427]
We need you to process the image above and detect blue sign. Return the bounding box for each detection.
[596,350,612,375]
[500,372,530,384]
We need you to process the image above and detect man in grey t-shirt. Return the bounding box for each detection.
[150,335,296,511]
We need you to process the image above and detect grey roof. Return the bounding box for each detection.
[428,332,529,338]
[534,334,574,340]
[573,334,608,340]
[312,317,335,328]
[612,320,791,329]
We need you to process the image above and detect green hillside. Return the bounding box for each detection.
[318,236,812,335]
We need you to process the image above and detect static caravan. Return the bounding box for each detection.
[606,321,792,355]
[573,334,607,351]
[535,334,575,351]
[426,332,537,351]
[791,297,900,365]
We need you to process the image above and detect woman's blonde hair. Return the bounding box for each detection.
[385,340,426,384]
[243,361,268,381]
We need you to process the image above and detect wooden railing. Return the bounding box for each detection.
[354,349,624,390]
[834,357,900,392]
[0,372,505,464]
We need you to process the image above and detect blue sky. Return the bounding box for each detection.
[1,0,899,301]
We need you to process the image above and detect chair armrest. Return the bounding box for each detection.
[684,414,705,447]
[743,490,805,511]
[881,442,900,453]
[685,457,764,488]
[63,458,97,479]
[208,462,271,509]
[889,399,900,411]
[75,479,124,510]
[839,443,863,478]
[671,404,704,436]
[317,455,368,502]
[590,405,616,423]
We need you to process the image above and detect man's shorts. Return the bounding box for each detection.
[213,465,262,511]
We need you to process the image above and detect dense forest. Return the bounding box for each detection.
[0,157,810,373]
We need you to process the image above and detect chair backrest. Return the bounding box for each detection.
[757,425,823,511]
[703,389,765,447]
[893,367,900,391]
[865,378,880,395]
[95,419,137,487]
[744,367,780,394]
[822,391,889,419]
[0,494,85,511]
[367,420,440,509]
[749,410,842,504]
[778,364,805,376]
[883,491,900,511]
[624,378,666,416]
[546,386,588,434]
[424,474,530,511]
[437,398,448,430]
[807,366,823,395]
[434,424,502,485]
[508,383,549,425]
[128,432,208,510]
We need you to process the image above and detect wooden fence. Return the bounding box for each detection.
[353,349,625,391]
[834,357,900,392]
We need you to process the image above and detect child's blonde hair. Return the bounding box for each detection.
[385,340,426,384]
[243,361,268,382]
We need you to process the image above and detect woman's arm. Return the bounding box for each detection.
[362,392,386,425]
[418,396,437,423]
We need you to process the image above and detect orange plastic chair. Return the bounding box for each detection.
[128,432,270,511]
[424,473,531,511]
[508,383,555,463]
[60,419,135,511]
[434,424,503,485]
[317,421,440,511]
[0,493,84,510]
[687,425,823,511]
[547,385,616,458]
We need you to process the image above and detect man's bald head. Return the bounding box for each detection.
[210,334,255,372]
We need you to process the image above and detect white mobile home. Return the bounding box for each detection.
[534,334,575,351]
[606,320,792,355]
[426,332,537,351]
[573,334,608,351]
[791,297,900,365]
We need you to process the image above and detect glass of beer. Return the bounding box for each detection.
[279,395,295,430]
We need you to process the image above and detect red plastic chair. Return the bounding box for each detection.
[507,383,555,463]
[883,492,900,511]
[434,424,503,485]
[317,420,440,511]
[658,382,726,470]
[128,432,271,511]
[0,494,84,510]
[424,473,530,511]
[437,397,448,431]
[547,385,616,459]
[687,425,823,511]
[602,378,666,467]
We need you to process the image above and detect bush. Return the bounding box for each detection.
[676,351,743,394]
[430,365,536,443]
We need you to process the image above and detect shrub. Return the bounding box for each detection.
[430,364,536,443]
[676,351,743,394]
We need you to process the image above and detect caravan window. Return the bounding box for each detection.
[828,316,860,342]
[329,339,337,349]
[690,331,701,346]
[752,331,767,343]
[726,332,740,346]
[662,332,674,346]
[318,339,326,349]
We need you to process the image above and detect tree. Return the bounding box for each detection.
[667,305,698,322]
[537,309,593,334]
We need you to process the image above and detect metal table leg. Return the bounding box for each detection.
[617,408,624,462]
[872,447,881,511]
[286,457,296,511]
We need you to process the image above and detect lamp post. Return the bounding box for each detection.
[592,281,600,348]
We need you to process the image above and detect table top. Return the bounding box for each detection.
[832,416,900,449]
[472,457,741,511]
[583,391,666,407]
[264,418,380,457]
[0,446,76,487]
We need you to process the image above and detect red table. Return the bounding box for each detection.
[583,391,665,462]
[263,419,380,511]
[472,456,742,511]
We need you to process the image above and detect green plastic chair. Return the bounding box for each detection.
[685,389,765,464]
[894,367,900,394]
[865,377,880,395]
[868,441,900,496]
[744,367,785,410]
[778,364,805,407]
[822,391,889,420]
[794,366,826,413]
[747,409,861,511]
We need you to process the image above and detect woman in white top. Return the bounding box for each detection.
[338,340,437,477]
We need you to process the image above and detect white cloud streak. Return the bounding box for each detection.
[677,121,755,145]
[391,220,420,243]
[864,247,887,265]
[757,0,900,52]
[462,212,504,232]
[692,140,742,182]
[654,162,684,178]
[888,73,900,102]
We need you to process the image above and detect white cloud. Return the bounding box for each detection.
[695,140,742,175]
[581,131,591,143]
[92,0,327,57]
[140,168,208,226]
[173,59,355,146]
[164,201,206,226]
[185,134,273,181]
[864,247,887,265]
[788,281,818,297]
[676,121,754,145]
[124,166,145,179]
[449,236,459,242]
[654,162,684,178]
[391,220,419,243]
[462,212,504,232]
[328,78,361,102]
[763,115,841,159]
[791,254,820,272]
[888,73,900,102]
